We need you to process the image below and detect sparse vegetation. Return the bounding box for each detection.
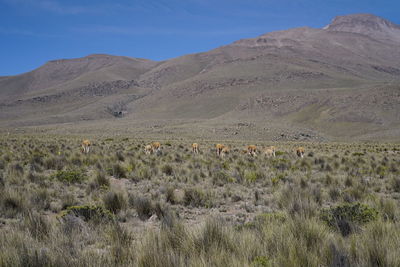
[52,169,86,184]
[0,136,399,266]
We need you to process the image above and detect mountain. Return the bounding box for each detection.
[0,14,399,141]
[324,13,400,43]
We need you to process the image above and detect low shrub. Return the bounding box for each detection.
[1,189,27,217]
[103,191,127,214]
[59,205,114,222]
[161,164,173,176]
[320,202,378,236]
[184,188,213,208]
[391,177,400,192]
[251,256,270,267]
[94,172,110,188]
[23,211,51,240]
[212,170,232,186]
[107,164,127,179]
[130,196,154,220]
[244,171,262,183]
[52,169,86,184]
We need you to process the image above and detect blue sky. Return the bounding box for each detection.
[0,0,399,76]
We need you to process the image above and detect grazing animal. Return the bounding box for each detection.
[81,139,91,154]
[144,145,153,155]
[216,144,225,157]
[192,143,199,154]
[151,142,161,152]
[296,147,305,158]
[221,146,230,158]
[264,146,276,158]
[247,145,257,156]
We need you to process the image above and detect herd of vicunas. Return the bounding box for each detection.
[81,139,306,158]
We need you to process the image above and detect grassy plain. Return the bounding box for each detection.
[0,135,399,266]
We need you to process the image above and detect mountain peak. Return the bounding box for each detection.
[323,13,400,42]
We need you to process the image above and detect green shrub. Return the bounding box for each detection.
[244,171,262,183]
[251,256,271,267]
[52,169,86,184]
[321,202,378,236]
[59,205,114,222]
[271,174,285,185]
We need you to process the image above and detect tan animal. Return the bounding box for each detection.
[144,144,153,155]
[192,143,199,154]
[81,139,91,154]
[247,145,257,156]
[216,144,225,157]
[221,146,230,158]
[296,147,305,158]
[151,142,161,152]
[264,146,276,158]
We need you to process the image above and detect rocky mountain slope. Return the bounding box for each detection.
[0,14,399,141]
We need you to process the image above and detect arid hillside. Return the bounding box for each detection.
[1,14,399,141]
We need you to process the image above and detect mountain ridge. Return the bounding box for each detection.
[0,13,399,141]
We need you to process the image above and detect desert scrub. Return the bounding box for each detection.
[52,169,86,184]
[256,212,287,224]
[244,170,263,183]
[135,165,152,181]
[165,187,184,205]
[184,187,214,208]
[161,164,174,176]
[391,176,400,192]
[44,155,66,170]
[320,202,378,236]
[0,188,27,217]
[194,219,236,254]
[103,190,127,214]
[349,220,400,266]
[29,188,51,211]
[239,212,288,231]
[59,205,114,222]
[376,198,399,222]
[271,174,286,185]
[23,211,52,240]
[212,170,233,186]
[130,196,154,220]
[271,158,291,171]
[89,172,110,190]
[107,163,127,179]
[251,256,271,267]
